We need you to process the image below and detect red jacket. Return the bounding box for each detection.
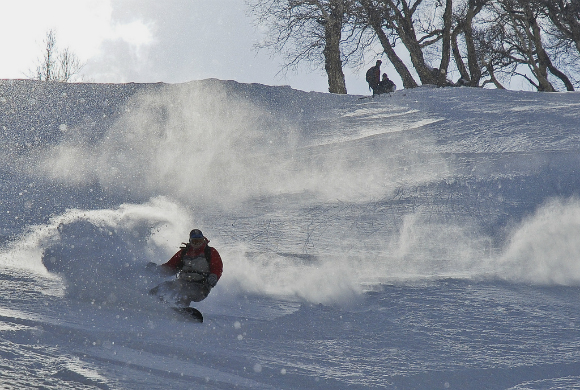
[161,243,223,280]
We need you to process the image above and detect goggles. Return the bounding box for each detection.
[189,238,205,246]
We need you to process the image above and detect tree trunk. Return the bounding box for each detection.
[521,2,555,92]
[386,0,437,85]
[324,0,347,94]
[452,26,471,83]
[464,0,483,86]
[547,63,575,91]
[484,60,506,89]
[374,27,419,89]
[524,2,574,91]
[437,0,453,86]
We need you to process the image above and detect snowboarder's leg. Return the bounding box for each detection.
[173,283,209,322]
[149,280,169,296]
[151,281,207,322]
[174,282,210,306]
[149,280,181,303]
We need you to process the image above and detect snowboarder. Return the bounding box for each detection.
[365,60,382,95]
[148,229,223,317]
[374,73,396,95]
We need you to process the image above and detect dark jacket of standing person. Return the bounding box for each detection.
[366,60,382,94]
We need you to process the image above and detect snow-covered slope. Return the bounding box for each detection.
[1,79,580,389]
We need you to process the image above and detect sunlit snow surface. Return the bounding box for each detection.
[1,79,580,389]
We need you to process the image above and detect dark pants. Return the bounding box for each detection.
[369,82,379,95]
[150,280,211,307]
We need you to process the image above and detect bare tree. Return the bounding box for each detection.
[32,29,83,82]
[353,0,575,90]
[352,0,462,87]
[355,0,419,88]
[438,0,455,86]
[535,0,580,89]
[382,0,440,85]
[538,0,580,54]
[475,21,512,89]
[249,0,578,92]
[486,0,574,91]
[323,0,349,93]
[248,0,349,94]
[57,47,83,82]
[450,0,488,86]
[35,29,57,81]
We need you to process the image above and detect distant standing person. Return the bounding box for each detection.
[365,60,382,95]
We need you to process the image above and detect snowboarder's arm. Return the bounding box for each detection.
[209,248,223,280]
[160,250,182,273]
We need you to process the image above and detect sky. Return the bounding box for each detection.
[0,0,374,95]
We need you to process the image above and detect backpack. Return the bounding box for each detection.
[180,243,212,265]
[176,244,213,282]
[365,67,375,84]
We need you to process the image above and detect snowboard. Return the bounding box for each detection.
[173,307,204,323]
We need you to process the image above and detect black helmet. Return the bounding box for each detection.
[189,229,204,239]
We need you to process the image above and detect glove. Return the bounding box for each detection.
[206,273,218,287]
